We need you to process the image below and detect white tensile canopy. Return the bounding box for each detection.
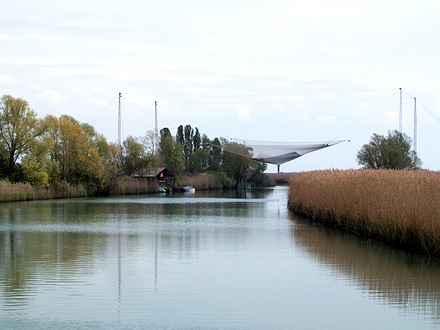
[224,138,346,172]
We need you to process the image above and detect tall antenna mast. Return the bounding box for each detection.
[399,87,402,132]
[118,92,122,146]
[154,101,158,154]
[414,97,417,153]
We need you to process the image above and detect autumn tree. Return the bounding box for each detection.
[357,130,421,170]
[20,135,51,186]
[42,115,105,186]
[0,95,42,177]
[80,123,120,194]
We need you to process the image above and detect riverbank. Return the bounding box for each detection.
[1,171,284,203]
[0,172,234,202]
[288,169,440,258]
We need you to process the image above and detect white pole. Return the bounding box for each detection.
[118,92,122,146]
[154,101,158,154]
[414,97,417,153]
[399,88,402,132]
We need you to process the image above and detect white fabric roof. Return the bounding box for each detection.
[227,138,345,165]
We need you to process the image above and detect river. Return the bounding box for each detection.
[0,186,439,329]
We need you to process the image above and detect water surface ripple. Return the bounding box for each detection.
[1,187,439,329]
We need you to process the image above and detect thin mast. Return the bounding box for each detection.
[399,87,402,132]
[154,101,158,154]
[414,97,417,153]
[118,92,122,146]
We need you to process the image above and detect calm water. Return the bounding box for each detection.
[0,187,439,329]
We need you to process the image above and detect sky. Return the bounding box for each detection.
[1,0,439,173]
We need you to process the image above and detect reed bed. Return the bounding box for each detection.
[0,180,88,202]
[0,180,49,202]
[112,177,158,196]
[180,172,228,190]
[288,169,440,257]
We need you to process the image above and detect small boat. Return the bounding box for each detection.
[183,185,195,193]
[158,186,166,193]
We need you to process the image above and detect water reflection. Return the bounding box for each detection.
[1,188,439,329]
[291,212,440,321]
[0,195,264,307]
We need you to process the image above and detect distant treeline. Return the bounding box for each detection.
[0,95,269,201]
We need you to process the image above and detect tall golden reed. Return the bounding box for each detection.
[180,172,225,190]
[0,180,48,201]
[0,180,88,202]
[112,177,158,195]
[288,169,440,257]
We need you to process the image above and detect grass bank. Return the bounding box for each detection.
[288,169,440,257]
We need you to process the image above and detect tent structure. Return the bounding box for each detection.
[223,138,346,172]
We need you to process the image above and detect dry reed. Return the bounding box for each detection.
[179,172,226,190]
[0,180,88,202]
[112,177,158,195]
[288,169,440,257]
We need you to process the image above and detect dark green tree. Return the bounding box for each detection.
[193,127,201,150]
[176,125,184,148]
[159,127,172,154]
[159,134,184,186]
[188,148,209,173]
[357,130,421,169]
[222,142,267,189]
[208,137,222,171]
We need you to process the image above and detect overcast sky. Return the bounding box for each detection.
[1,0,439,172]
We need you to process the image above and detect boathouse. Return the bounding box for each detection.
[132,167,174,189]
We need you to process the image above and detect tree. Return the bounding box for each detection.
[42,115,105,185]
[159,134,184,186]
[357,130,421,170]
[222,142,266,188]
[208,137,222,171]
[159,127,172,154]
[188,148,209,173]
[121,136,151,175]
[0,95,42,175]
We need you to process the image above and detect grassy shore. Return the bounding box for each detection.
[288,169,440,257]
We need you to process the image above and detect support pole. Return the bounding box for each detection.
[414,97,417,153]
[277,164,280,173]
[154,101,158,154]
[118,92,122,146]
[399,87,402,132]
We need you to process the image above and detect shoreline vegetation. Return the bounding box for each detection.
[0,171,278,202]
[1,95,271,202]
[288,169,440,258]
